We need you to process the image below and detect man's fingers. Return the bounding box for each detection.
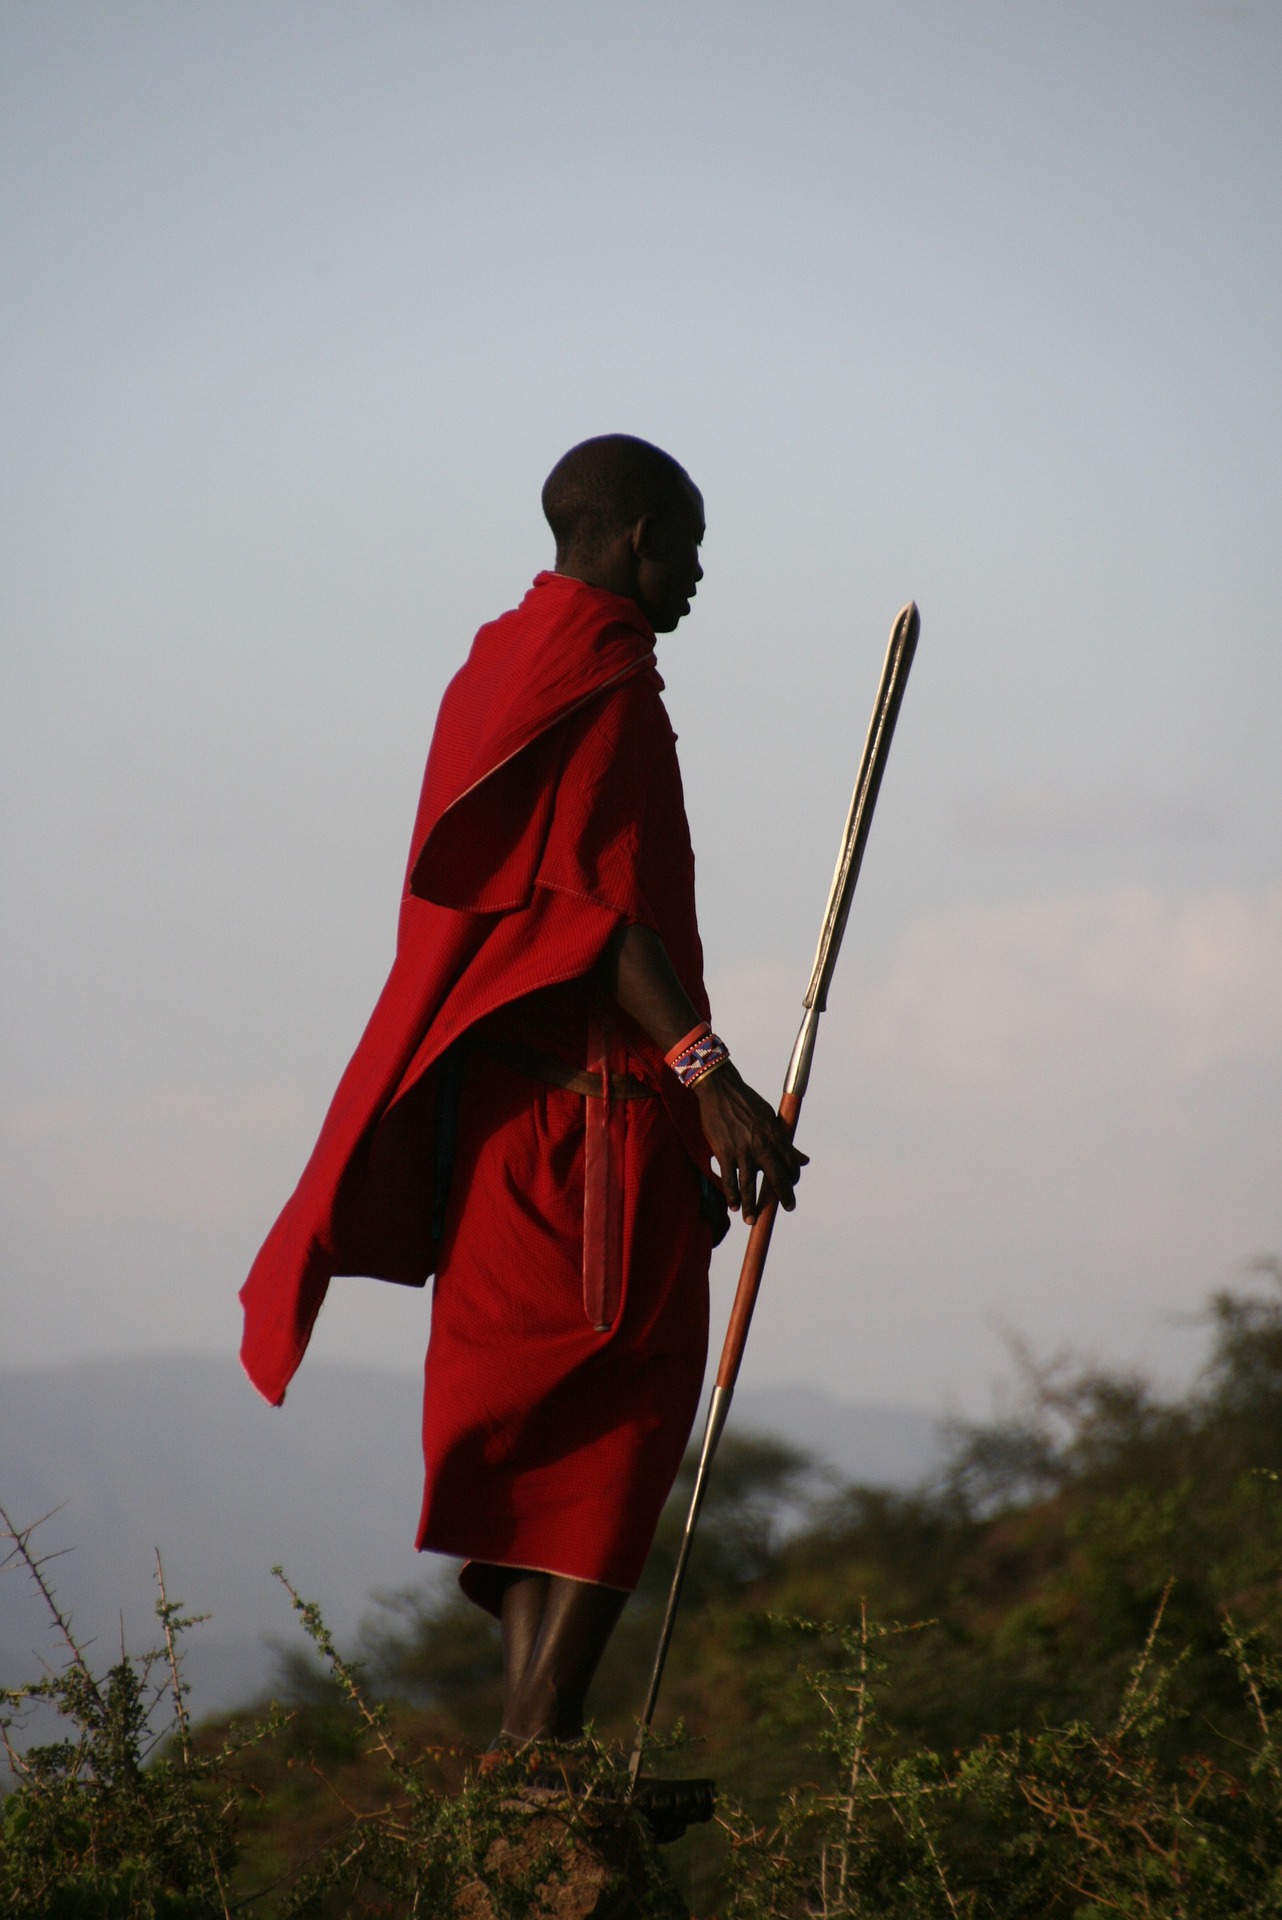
[740,1134,799,1220]
[763,1153,798,1211]
[705,1089,808,1224]
[740,1156,760,1223]
[764,1125,804,1196]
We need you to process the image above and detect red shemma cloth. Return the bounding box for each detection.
[239,572,716,1598]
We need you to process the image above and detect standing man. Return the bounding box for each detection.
[240,434,804,1752]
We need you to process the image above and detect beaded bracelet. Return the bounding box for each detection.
[664,1022,711,1067]
[667,1027,731,1090]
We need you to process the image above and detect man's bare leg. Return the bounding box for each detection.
[484,1566,714,1837]
[495,1571,628,1742]
[496,1570,549,1715]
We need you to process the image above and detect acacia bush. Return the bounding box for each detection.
[0,1509,280,1918]
[716,1589,1282,1917]
[0,1534,683,1918]
[6,1262,1282,1915]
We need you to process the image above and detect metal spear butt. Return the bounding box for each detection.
[627,1384,735,1791]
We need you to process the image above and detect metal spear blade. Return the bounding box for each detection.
[627,600,921,1791]
[804,600,919,1016]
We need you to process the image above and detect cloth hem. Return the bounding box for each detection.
[427,1548,635,1618]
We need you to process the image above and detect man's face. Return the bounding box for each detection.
[635,485,705,634]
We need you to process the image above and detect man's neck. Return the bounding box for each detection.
[552,541,639,605]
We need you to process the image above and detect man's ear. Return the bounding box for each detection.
[629,511,663,559]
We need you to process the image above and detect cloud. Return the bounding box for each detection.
[956,784,1227,850]
[0,1083,312,1231]
[850,885,1282,1087]
[717,885,1282,1108]
[3,887,1279,1406]
[1180,2,1253,24]
[708,886,1282,1405]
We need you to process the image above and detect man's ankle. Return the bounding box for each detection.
[501,1677,584,1743]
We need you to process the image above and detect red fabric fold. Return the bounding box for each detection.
[582,1003,626,1331]
[239,574,709,1408]
[407,573,656,914]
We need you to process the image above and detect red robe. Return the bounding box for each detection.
[240,572,716,1598]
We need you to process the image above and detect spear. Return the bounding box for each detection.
[628,600,921,1790]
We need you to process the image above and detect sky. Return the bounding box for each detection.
[2,0,1280,1417]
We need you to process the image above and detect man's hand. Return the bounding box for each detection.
[601,921,808,1224]
[692,1062,807,1225]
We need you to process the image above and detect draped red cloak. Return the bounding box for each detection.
[239,572,716,1593]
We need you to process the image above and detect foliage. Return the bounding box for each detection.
[0,1527,683,1918]
[223,1567,695,1917]
[719,1585,1282,1917]
[7,1263,1282,1915]
[0,1504,281,1919]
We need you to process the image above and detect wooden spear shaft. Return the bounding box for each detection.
[628,601,920,1790]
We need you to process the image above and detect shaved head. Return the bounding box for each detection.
[542,434,699,559]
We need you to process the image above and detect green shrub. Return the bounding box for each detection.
[719,1587,1282,1918]
[8,1264,1282,1914]
[0,1506,279,1918]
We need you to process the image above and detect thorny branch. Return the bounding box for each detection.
[0,1501,103,1705]
[154,1549,192,1767]
[273,1565,402,1768]
[1114,1577,1175,1741]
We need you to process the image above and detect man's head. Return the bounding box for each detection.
[541,434,704,634]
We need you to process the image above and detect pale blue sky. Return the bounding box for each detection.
[2,0,1279,1409]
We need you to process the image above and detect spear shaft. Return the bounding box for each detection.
[628,601,920,1791]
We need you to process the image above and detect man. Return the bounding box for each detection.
[240,434,804,1756]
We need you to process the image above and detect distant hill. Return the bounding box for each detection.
[728,1382,942,1490]
[0,1355,941,1721]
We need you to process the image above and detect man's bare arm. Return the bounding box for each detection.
[601,922,807,1224]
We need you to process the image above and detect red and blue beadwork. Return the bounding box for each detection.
[665,1023,731,1090]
